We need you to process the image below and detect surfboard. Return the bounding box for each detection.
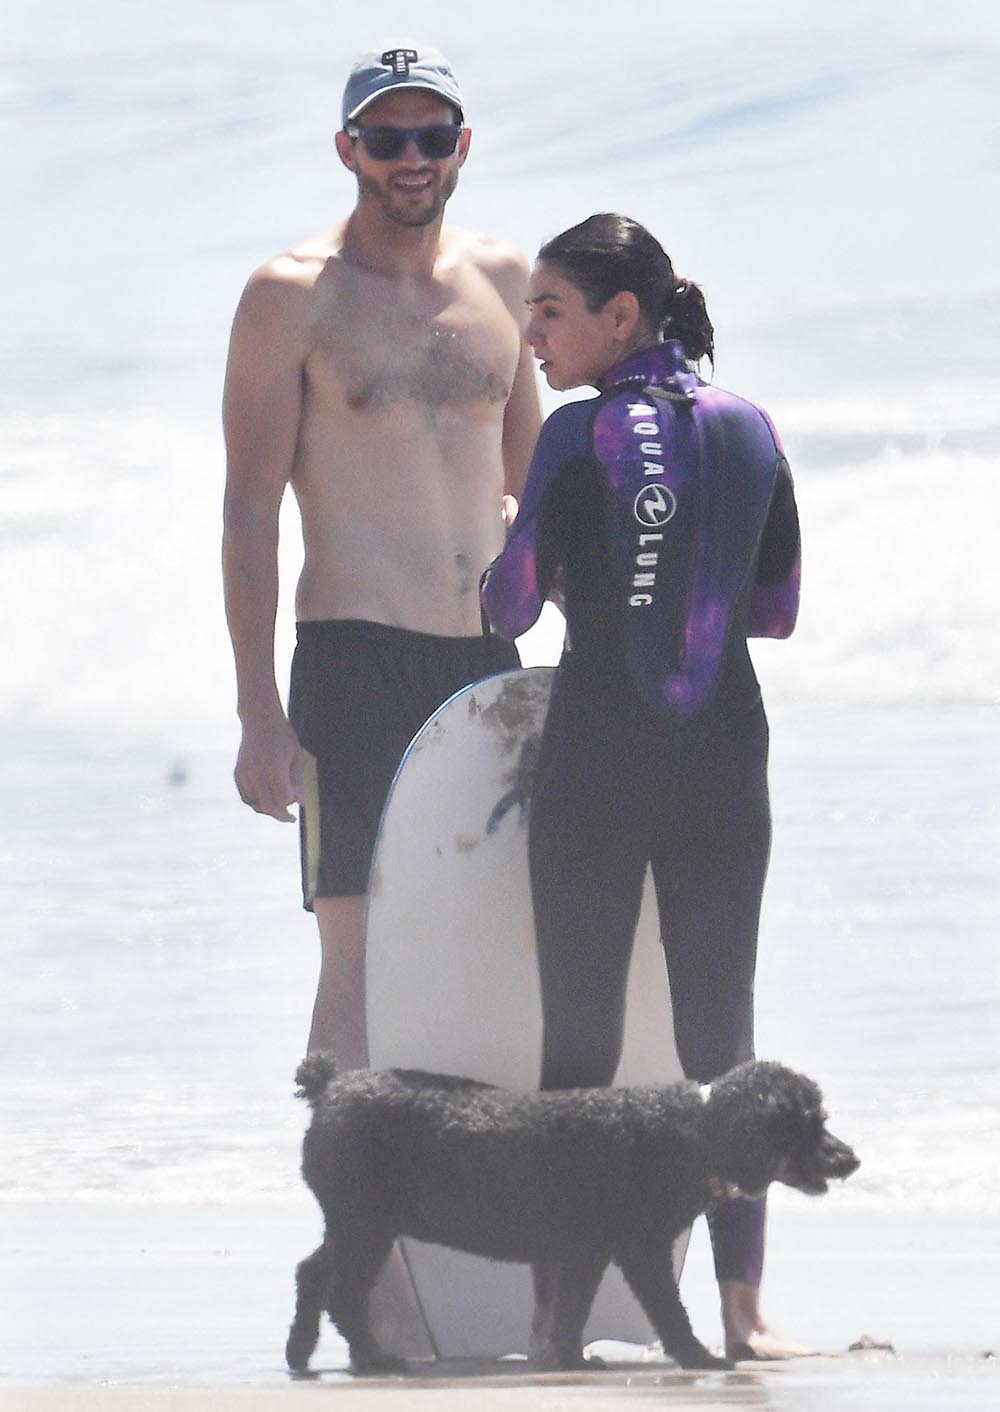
[364,666,686,1360]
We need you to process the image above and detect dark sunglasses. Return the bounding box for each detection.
[345,122,464,161]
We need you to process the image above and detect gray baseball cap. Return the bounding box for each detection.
[342,42,465,126]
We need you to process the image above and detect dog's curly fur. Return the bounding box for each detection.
[286,1057,858,1375]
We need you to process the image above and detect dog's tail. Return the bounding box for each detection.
[294,1052,338,1105]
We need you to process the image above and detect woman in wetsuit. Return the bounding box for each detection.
[482,214,803,1361]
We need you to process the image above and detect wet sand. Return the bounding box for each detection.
[1,1355,998,1412]
[2,1201,997,1409]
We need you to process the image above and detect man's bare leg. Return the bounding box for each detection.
[528,1263,560,1362]
[308,896,368,1062]
[309,895,435,1359]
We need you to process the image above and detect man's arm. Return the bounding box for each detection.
[222,262,310,821]
[502,331,543,502]
[476,239,542,503]
[482,405,589,639]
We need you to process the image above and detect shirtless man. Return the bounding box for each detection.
[223,44,541,1067]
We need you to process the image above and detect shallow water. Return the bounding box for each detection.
[3,703,996,1217]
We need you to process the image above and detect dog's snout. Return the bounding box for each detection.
[822,1133,859,1179]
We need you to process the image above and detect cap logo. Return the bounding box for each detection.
[382,48,418,76]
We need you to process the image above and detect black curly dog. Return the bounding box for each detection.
[286,1057,858,1375]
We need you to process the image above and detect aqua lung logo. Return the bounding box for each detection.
[626,401,672,607]
[383,48,418,75]
[633,483,676,527]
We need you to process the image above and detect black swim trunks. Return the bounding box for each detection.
[288,619,520,905]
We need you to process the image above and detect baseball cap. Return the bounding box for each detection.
[342,42,465,126]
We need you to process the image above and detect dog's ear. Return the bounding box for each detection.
[707,1062,826,1197]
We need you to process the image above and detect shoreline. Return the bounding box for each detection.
[2,1200,997,1407]
[1,1353,997,1412]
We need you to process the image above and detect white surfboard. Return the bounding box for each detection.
[364,666,686,1360]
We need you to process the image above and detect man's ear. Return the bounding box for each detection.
[335,130,357,172]
[457,125,472,167]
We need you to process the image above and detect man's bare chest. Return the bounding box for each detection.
[307,288,517,414]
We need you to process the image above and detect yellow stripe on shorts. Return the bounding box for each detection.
[300,748,322,908]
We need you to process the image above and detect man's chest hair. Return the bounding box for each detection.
[311,298,515,412]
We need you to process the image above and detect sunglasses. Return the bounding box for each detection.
[345,122,464,161]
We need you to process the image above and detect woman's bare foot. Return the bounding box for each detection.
[720,1279,818,1362]
[727,1329,820,1361]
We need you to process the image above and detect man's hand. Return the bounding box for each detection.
[234,717,305,823]
[501,494,519,529]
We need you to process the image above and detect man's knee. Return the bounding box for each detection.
[308,895,368,1063]
[314,895,366,957]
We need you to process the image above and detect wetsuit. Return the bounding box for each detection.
[482,341,800,1285]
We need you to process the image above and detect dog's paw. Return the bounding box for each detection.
[532,1343,606,1373]
[675,1343,734,1372]
[530,1342,560,1373]
[556,1351,608,1372]
[285,1328,316,1374]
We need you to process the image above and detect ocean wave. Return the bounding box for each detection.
[2,404,997,745]
[4,1092,995,1215]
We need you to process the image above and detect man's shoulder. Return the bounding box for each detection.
[457,227,529,272]
[254,227,342,284]
[234,229,345,336]
[446,227,530,292]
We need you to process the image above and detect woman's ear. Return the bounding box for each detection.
[611,289,642,339]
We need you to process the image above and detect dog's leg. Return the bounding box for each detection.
[533,1253,608,1372]
[286,1242,333,1374]
[616,1239,732,1372]
[325,1227,408,1375]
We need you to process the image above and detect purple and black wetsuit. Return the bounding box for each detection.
[482,341,800,1286]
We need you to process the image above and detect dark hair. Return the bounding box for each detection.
[537,213,714,364]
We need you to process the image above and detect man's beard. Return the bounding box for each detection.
[359,167,459,227]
